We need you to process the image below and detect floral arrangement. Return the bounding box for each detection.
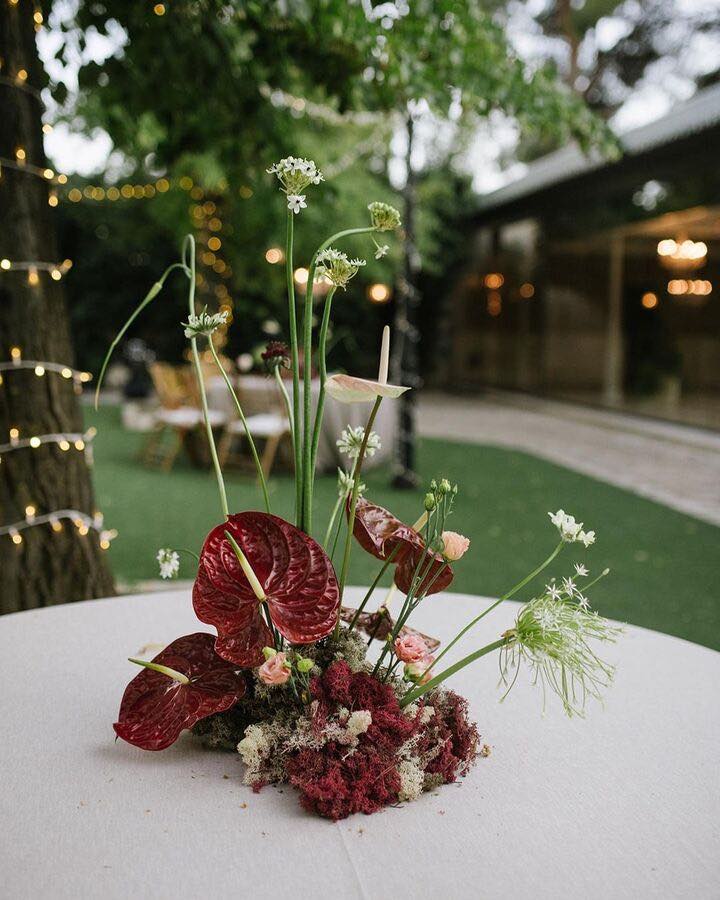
[100,157,621,820]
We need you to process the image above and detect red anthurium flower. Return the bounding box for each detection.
[113,633,246,751]
[350,498,454,597]
[193,512,340,666]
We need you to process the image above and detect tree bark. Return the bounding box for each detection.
[390,112,421,489]
[0,1,114,612]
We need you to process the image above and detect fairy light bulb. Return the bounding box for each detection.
[1,258,11,270]
[34,365,45,376]
[48,192,58,207]
[51,519,63,533]
[50,268,62,281]
[9,427,19,443]
[59,440,70,451]
[27,267,39,286]
[11,530,22,545]
[61,367,72,379]
[74,439,85,451]
[25,505,36,520]
[15,147,26,162]
[29,436,41,448]
[10,345,21,360]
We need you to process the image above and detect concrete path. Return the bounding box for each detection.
[417,390,720,526]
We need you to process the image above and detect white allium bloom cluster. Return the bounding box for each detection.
[500,593,622,717]
[315,248,366,289]
[368,201,402,231]
[336,425,381,460]
[287,194,307,214]
[267,156,324,196]
[374,242,389,259]
[337,468,366,498]
[548,509,596,547]
[156,548,179,579]
[182,307,228,339]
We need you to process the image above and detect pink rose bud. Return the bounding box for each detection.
[404,656,434,684]
[441,530,470,561]
[394,632,430,663]
[258,651,290,685]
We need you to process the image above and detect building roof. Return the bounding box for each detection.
[476,82,720,214]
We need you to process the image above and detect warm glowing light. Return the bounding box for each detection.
[68,188,82,202]
[42,167,54,180]
[294,267,309,285]
[15,147,26,161]
[207,236,221,252]
[11,532,22,545]
[487,292,502,316]
[519,282,535,299]
[667,279,686,295]
[120,184,133,199]
[641,292,658,309]
[42,123,53,135]
[25,505,36,518]
[61,368,72,379]
[50,268,62,281]
[10,346,21,359]
[74,439,85,451]
[657,238,707,267]
[368,283,391,304]
[107,186,120,200]
[16,69,27,82]
[34,365,45,376]
[51,520,63,532]
[59,440,70,451]
[179,176,193,191]
[153,3,166,15]
[265,247,283,264]
[48,192,59,207]
[9,428,19,441]
[57,173,67,184]
[33,10,43,24]
[484,273,504,289]
[27,267,39,286]
[30,436,41,448]
[79,371,92,383]
[78,524,89,536]
[100,538,111,550]
[1,258,11,270]
[156,177,170,193]
[208,217,222,231]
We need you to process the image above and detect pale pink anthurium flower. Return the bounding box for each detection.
[441,531,470,561]
[325,326,410,403]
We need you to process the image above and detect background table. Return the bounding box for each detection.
[207,374,397,471]
[2,587,719,899]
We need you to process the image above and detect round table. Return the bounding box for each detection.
[2,588,718,899]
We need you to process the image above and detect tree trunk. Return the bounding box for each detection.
[390,112,421,489]
[0,1,114,612]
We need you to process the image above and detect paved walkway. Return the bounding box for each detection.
[417,390,720,526]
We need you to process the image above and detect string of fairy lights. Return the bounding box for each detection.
[0,3,115,551]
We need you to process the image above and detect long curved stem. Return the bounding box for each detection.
[207,339,270,513]
[302,226,376,535]
[308,285,336,487]
[423,541,564,678]
[94,262,185,408]
[285,212,302,526]
[335,396,382,631]
[323,492,343,549]
[273,367,294,446]
[183,235,228,519]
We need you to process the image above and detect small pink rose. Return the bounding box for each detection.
[258,652,290,685]
[405,655,435,684]
[394,633,430,663]
[441,530,470,561]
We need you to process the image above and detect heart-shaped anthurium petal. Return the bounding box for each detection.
[193,512,340,665]
[350,498,453,597]
[113,633,246,751]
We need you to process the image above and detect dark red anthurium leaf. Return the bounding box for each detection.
[349,498,453,597]
[339,606,440,651]
[193,512,340,665]
[113,633,246,751]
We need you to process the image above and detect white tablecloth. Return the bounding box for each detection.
[1,588,719,899]
[207,375,397,472]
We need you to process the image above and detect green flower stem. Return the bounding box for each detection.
[302,226,377,535]
[207,339,270,514]
[285,211,302,526]
[335,396,383,634]
[323,492,344,549]
[183,236,228,519]
[128,657,190,685]
[348,546,400,631]
[423,540,564,679]
[399,638,508,708]
[273,367,294,446]
[94,261,186,409]
[308,285,337,496]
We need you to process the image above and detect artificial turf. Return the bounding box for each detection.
[88,405,720,650]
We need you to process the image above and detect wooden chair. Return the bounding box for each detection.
[217,376,291,478]
[141,363,226,470]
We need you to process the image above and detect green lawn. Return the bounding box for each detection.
[89,405,720,650]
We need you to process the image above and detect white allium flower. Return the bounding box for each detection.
[337,468,365,498]
[156,548,179,579]
[548,509,594,545]
[267,156,324,194]
[574,563,589,577]
[336,425,381,460]
[287,193,307,214]
[368,201,402,231]
[315,248,366,289]
[561,577,577,597]
[546,584,562,601]
[182,307,228,339]
[576,594,590,611]
[374,243,389,259]
[500,594,622,717]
